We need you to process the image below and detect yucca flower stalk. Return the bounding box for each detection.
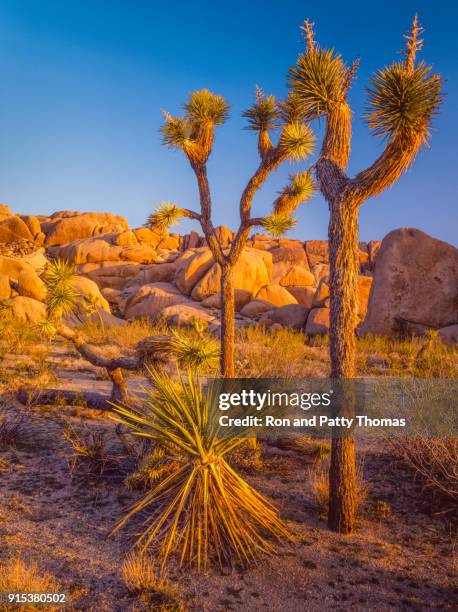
[112,369,290,570]
[289,16,443,535]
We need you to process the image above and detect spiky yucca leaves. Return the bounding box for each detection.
[147,201,183,231]
[365,61,443,145]
[261,213,297,237]
[161,114,193,149]
[279,121,316,161]
[112,370,289,570]
[288,47,349,120]
[42,259,78,322]
[243,86,278,132]
[161,89,229,166]
[43,259,76,289]
[170,332,220,372]
[273,170,316,218]
[183,89,229,125]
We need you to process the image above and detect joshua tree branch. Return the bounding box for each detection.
[348,132,423,202]
[319,101,352,172]
[180,208,202,222]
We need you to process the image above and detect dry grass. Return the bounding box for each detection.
[390,437,458,510]
[121,553,184,611]
[309,457,369,517]
[0,558,60,611]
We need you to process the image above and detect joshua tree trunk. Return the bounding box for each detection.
[327,198,359,533]
[108,367,129,404]
[220,264,235,378]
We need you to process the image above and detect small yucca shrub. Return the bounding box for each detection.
[112,369,289,570]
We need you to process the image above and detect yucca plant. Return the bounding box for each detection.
[147,86,316,377]
[288,16,443,534]
[112,369,290,570]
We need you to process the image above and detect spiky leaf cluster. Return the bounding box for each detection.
[242,87,279,132]
[261,213,297,237]
[365,61,443,144]
[43,259,78,321]
[147,202,182,231]
[183,89,229,125]
[112,370,289,569]
[161,116,193,149]
[170,331,220,372]
[279,122,315,161]
[273,171,316,218]
[288,47,349,120]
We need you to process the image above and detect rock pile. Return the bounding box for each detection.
[0,205,456,343]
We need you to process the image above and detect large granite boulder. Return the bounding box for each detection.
[0,216,33,243]
[4,296,46,323]
[359,229,458,336]
[42,211,128,246]
[190,249,272,301]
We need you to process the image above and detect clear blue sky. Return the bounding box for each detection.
[1,0,457,245]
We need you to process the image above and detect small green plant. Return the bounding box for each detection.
[112,369,289,570]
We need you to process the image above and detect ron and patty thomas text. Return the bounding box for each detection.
[217,390,406,429]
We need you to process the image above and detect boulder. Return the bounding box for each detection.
[174,249,215,295]
[21,249,48,273]
[359,229,458,336]
[279,265,315,287]
[214,225,233,247]
[368,240,382,270]
[72,276,110,312]
[43,212,128,246]
[304,240,329,266]
[255,285,298,307]
[133,227,166,248]
[101,287,122,306]
[191,249,272,301]
[438,324,458,346]
[65,306,127,329]
[77,262,142,290]
[127,262,177,287]
[270,244,309,267]
[161,303,216,327]
[0,204,12,218]
[123,282,188,320]
[286,286,315,309]
[0,256,35,281]
[239,299,275,318]
[259,304,309,329]
[357,275,373,320]
[311,263,330,284]
[0,274,11,300]
[17,270,47,302]
[312,277,330,308]
[201,289,252,311]
[305,308,330,335]
[19,215,41,238]
[0,216,33,243]
[4,296,46,323]
[50,233,162,266]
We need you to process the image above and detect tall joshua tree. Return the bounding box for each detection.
[289,17,443,532]
[150,88,316,376]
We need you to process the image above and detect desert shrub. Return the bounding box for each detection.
[112,369,289,570]
[124,446,179,492]
[0,412,28,449]
[63,422,113,476]
[309,457,368,516]
[390,437,458,510]
[121,552,183,611]
[0,558,60,611]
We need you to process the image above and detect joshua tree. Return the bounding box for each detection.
[149,88,316,377]
[289,17,443,532]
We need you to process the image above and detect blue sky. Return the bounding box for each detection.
[0,0,457,244]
